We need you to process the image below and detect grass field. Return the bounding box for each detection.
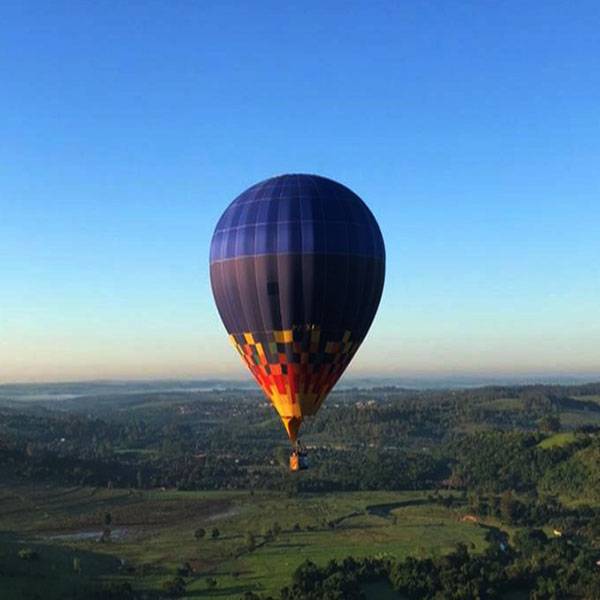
[480,398,524,411]
[0,482,493,599]
[572,395,600,405]
[537,432,577,449]
[560,409,600,429]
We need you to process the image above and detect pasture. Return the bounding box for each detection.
[537,432,577,449]
[0,482,490,599]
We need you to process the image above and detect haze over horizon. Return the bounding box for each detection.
[3,372,600,392]
[2,2,599,383]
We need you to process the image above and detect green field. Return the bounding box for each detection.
[537,432,577,449]
[480,397,524,411]
[0,483,492,599]
[572,394,600,405]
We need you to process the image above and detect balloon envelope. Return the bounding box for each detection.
[209,174,385,442]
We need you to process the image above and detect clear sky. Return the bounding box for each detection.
[1,1,599,383]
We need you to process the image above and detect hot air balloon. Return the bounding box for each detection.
[209,174,385,470]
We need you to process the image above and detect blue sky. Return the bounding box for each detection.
[1,1,599,382]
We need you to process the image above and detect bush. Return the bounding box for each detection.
[205,576,217,589]
[18,548,39,560]
[244,531,257,550]
[162,576,186,597]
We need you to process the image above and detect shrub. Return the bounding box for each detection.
[18,548,39,560]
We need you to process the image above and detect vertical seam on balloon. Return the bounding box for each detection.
[307,174,327,341]
[296,174,307,414]
[231,182,265,337]
[275,177,291,416]
[296,173,305,329]
[209,261,226,333]
[306,175,329,409]
[210,221,238,334]
[251,183,269,361]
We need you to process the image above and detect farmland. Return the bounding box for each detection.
[3,381,600,598]
[0,482,490,599]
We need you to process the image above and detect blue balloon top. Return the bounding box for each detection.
[210,174,385,263]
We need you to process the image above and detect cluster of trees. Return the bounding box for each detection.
[389,537,600,600]
[448,429,600,502]
[241,557,386,600]
[4,383,600,599]
[465,489,600,538]
[241,537,600,600]
[2,383,600,496]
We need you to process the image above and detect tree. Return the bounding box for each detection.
[513,528,548,556]
[100,526,111,542]
[488,494,500,518]
[18,548,38,560]
[538,414,561,434]
[500,490,518,524]
[162,576,186,597]
[442,494,455,508]
[244,531,256,550]
[194,527,206,540]
[205,577,217,589]
[467,492,481,514]
[177,562,193,577]
[211,527,220,539]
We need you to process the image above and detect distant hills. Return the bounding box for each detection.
[2,373,600,402]
[0,379,252,402]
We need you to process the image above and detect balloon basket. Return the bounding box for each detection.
[290,451,308,472]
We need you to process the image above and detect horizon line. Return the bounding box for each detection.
[2,372,600,388]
